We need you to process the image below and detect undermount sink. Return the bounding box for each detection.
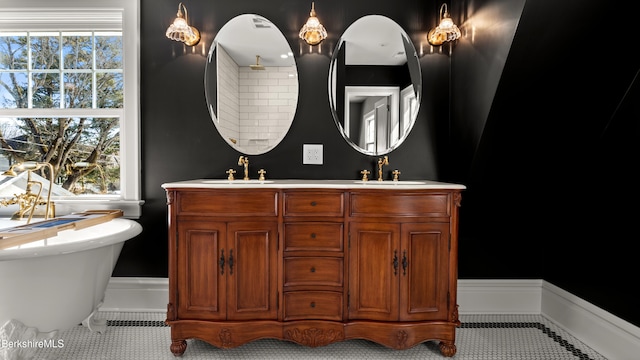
[353,180,427,185]
[202,179,274,184]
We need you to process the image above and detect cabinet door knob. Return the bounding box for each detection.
[393,250,399,276]
[402,250,408,275]
[310,232,316,238]
[228,249,234,275]
[219,250,225,275]
[310,201,317,206]
[310,267,316,273]
[310,302,316,308]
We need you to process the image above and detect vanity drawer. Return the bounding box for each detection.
[284,257,343,287]
[350,192,451,217]
[284,223,343,252]
[283,191,344,217]
[176,190,278,216]
[284,291,343,321]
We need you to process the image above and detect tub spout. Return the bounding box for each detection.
[0,162,55,224]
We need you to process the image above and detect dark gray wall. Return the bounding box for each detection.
[117,0,640,328]
[120,0,448,276]
[451,0,640,326]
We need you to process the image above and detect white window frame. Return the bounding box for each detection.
[0,0,142,218]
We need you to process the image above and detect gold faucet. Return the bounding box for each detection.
[392,169,401,181]
[238,156,250,180]
[258,169,266,181]
[377,156,389,181]
[1,161,55,223]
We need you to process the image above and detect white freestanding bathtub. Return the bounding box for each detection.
[0,217,142,359]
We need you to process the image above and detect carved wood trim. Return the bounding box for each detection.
[454,192,462,207]
[395,329,408,348]
[452,304,460,325]
[285,327,344,347]
[219,328,233,348]
[166,303,176,321]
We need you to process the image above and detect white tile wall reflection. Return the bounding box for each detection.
[216,44,297,154]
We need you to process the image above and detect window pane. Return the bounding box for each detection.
[0,34,28,70]
[63,34,92,70]
[64,72,92,108]
[95,35,122,69]
[0,3,138,217]
[0,117,120,196]
[96,72,123,108]
[31,36,60,70]
[32,73,61,108]
[0,72,28,108]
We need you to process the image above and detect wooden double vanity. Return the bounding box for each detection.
[162,179,465,357]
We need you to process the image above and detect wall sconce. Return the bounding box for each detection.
[427,3,461,46]
[166,2,200,46]
[299,2,327,45]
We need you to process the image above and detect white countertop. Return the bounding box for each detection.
[162,179,466,190]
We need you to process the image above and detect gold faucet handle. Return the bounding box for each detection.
[392,169,401,181]
[258,169,266,181]
[226,169,236,180]
[360,170,370,181]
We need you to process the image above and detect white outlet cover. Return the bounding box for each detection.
[303,144,323,165]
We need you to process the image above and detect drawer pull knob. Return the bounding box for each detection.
[310,233,316,238]
[310,267,316,273]
[310,201,317,206]
[310,302,316,308]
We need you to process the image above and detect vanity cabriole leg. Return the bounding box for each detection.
[439,340,457,357]
[170,339,187,356]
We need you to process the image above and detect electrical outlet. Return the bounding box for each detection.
[303,144,323,165]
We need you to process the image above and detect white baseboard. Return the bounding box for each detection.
[102,277,640,358]
[102,277,168,312]
[541,281,640,360]
[457,279,542,314]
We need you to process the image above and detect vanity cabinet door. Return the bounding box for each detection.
[176,220,227,320]
[348,222,400,321]
[348,222,451,322]
[400,223,450,321]
[176,220,278,321]
[226,221,279,320]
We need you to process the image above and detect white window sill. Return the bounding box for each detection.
[0,199,144,219]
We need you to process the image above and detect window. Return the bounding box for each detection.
[0,0,140,218]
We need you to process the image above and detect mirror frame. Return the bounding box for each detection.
[328,15,421,156]
[204,14,299,155]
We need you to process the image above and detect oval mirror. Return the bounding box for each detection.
[205,14,298,155]
[329,15,421,155]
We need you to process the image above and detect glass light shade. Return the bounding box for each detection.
[165,3,200,46]
[427,3,461,46]
[299,2,327,45]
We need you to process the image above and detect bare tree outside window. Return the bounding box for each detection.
[0,32,122,195]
